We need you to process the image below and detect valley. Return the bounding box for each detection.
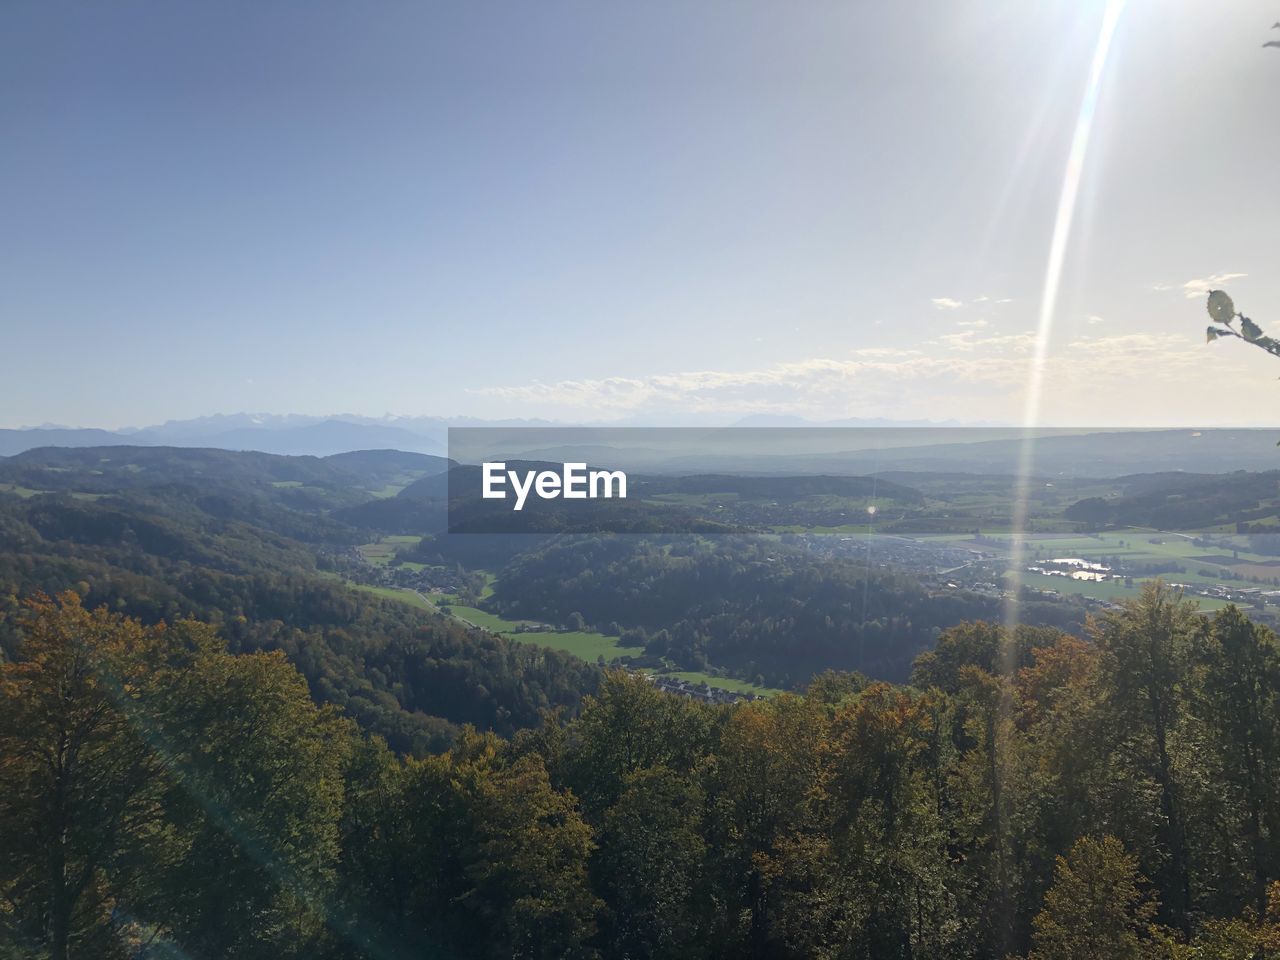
[5,439,1280,716]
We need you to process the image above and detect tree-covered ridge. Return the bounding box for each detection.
[7,586,1280,959]
[0,445,1091,706]
[1065,470,1280,530]
[0,445,449,506]
[489,535,1087,685]
[0,466,598,755]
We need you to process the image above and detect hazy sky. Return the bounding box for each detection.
[3,0,1279,429]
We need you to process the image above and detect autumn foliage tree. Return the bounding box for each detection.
[0,594,166,960]
[1029,835,1167,960]
[7,587,1280,959]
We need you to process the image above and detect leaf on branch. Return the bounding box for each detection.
[1206,289,1236,323]
[1206,326,1225,343]
[1241,316,1264,341]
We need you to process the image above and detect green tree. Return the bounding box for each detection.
[1191,606,1280,918]
[702,694,828,957]
[910,620,1049,693]
[1030,835,1168,960]
[564,671,712,817]
[1093,581,1201,933]
[455,747,600,960]
[384,731,599,960]
[952,665,1036,956]
[327,733,422,960]
[142,628,354,959]
[596,766,708,958]
[0,593,166,960]
[819,685,956,959]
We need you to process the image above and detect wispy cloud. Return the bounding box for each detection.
[1176,272,1247,299]
[471,341,1028,415]
[1087,315,1105,325]
[931,330,1035,353]
[957,318,990,329]
[470,331,1258,425]
[931,295,1010,309]
[848,346,922,358]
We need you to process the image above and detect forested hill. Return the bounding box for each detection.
[0,444,1095,702]
[1065,470,1280,529]
[0,446,592,753]
[0,444,451,503]
[5,587,1280,959]
[487,535,1087,685]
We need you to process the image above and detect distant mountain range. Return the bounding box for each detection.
[0,413,1001,459]
[2,415,1277,478]
[450,427,1280,479]
[0,414,559,458]
[728,414,1004,428]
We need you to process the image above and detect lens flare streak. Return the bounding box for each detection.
[1004,0,1128,655]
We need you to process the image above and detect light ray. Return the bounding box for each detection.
[1003,0,1128,659]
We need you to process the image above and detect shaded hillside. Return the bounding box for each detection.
[0,419,447,457]
[0,450,598,753]
[489,535,1086,685]
[360,464,923,536]
[1066,471,1280,529]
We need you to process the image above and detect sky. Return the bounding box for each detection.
[2,0,1279,430]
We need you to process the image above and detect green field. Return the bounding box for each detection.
[357,543,395,566]
[922,529,1277,567]
[0,483,103,501]
[357,535,423,566]
[0,483,47,498]
[436,572,639,659]
[910,528,1269,613]
[439,599,779,696]
[442,603,645,662]
[348,580,777,696]
[348,582,436,611]
[772,523,876,534]
[919,529,1277,571]
[1008,570,1233,611]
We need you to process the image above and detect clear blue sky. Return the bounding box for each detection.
[3,0,1278,428]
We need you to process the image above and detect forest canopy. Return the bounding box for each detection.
[6,585,1280,959]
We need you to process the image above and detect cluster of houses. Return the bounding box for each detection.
[510,621,558,634]
[1173,583,1280,608]
[646,674,759,705]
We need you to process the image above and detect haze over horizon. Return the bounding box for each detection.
[7,410,1280,440]
[4,0,1279,430]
